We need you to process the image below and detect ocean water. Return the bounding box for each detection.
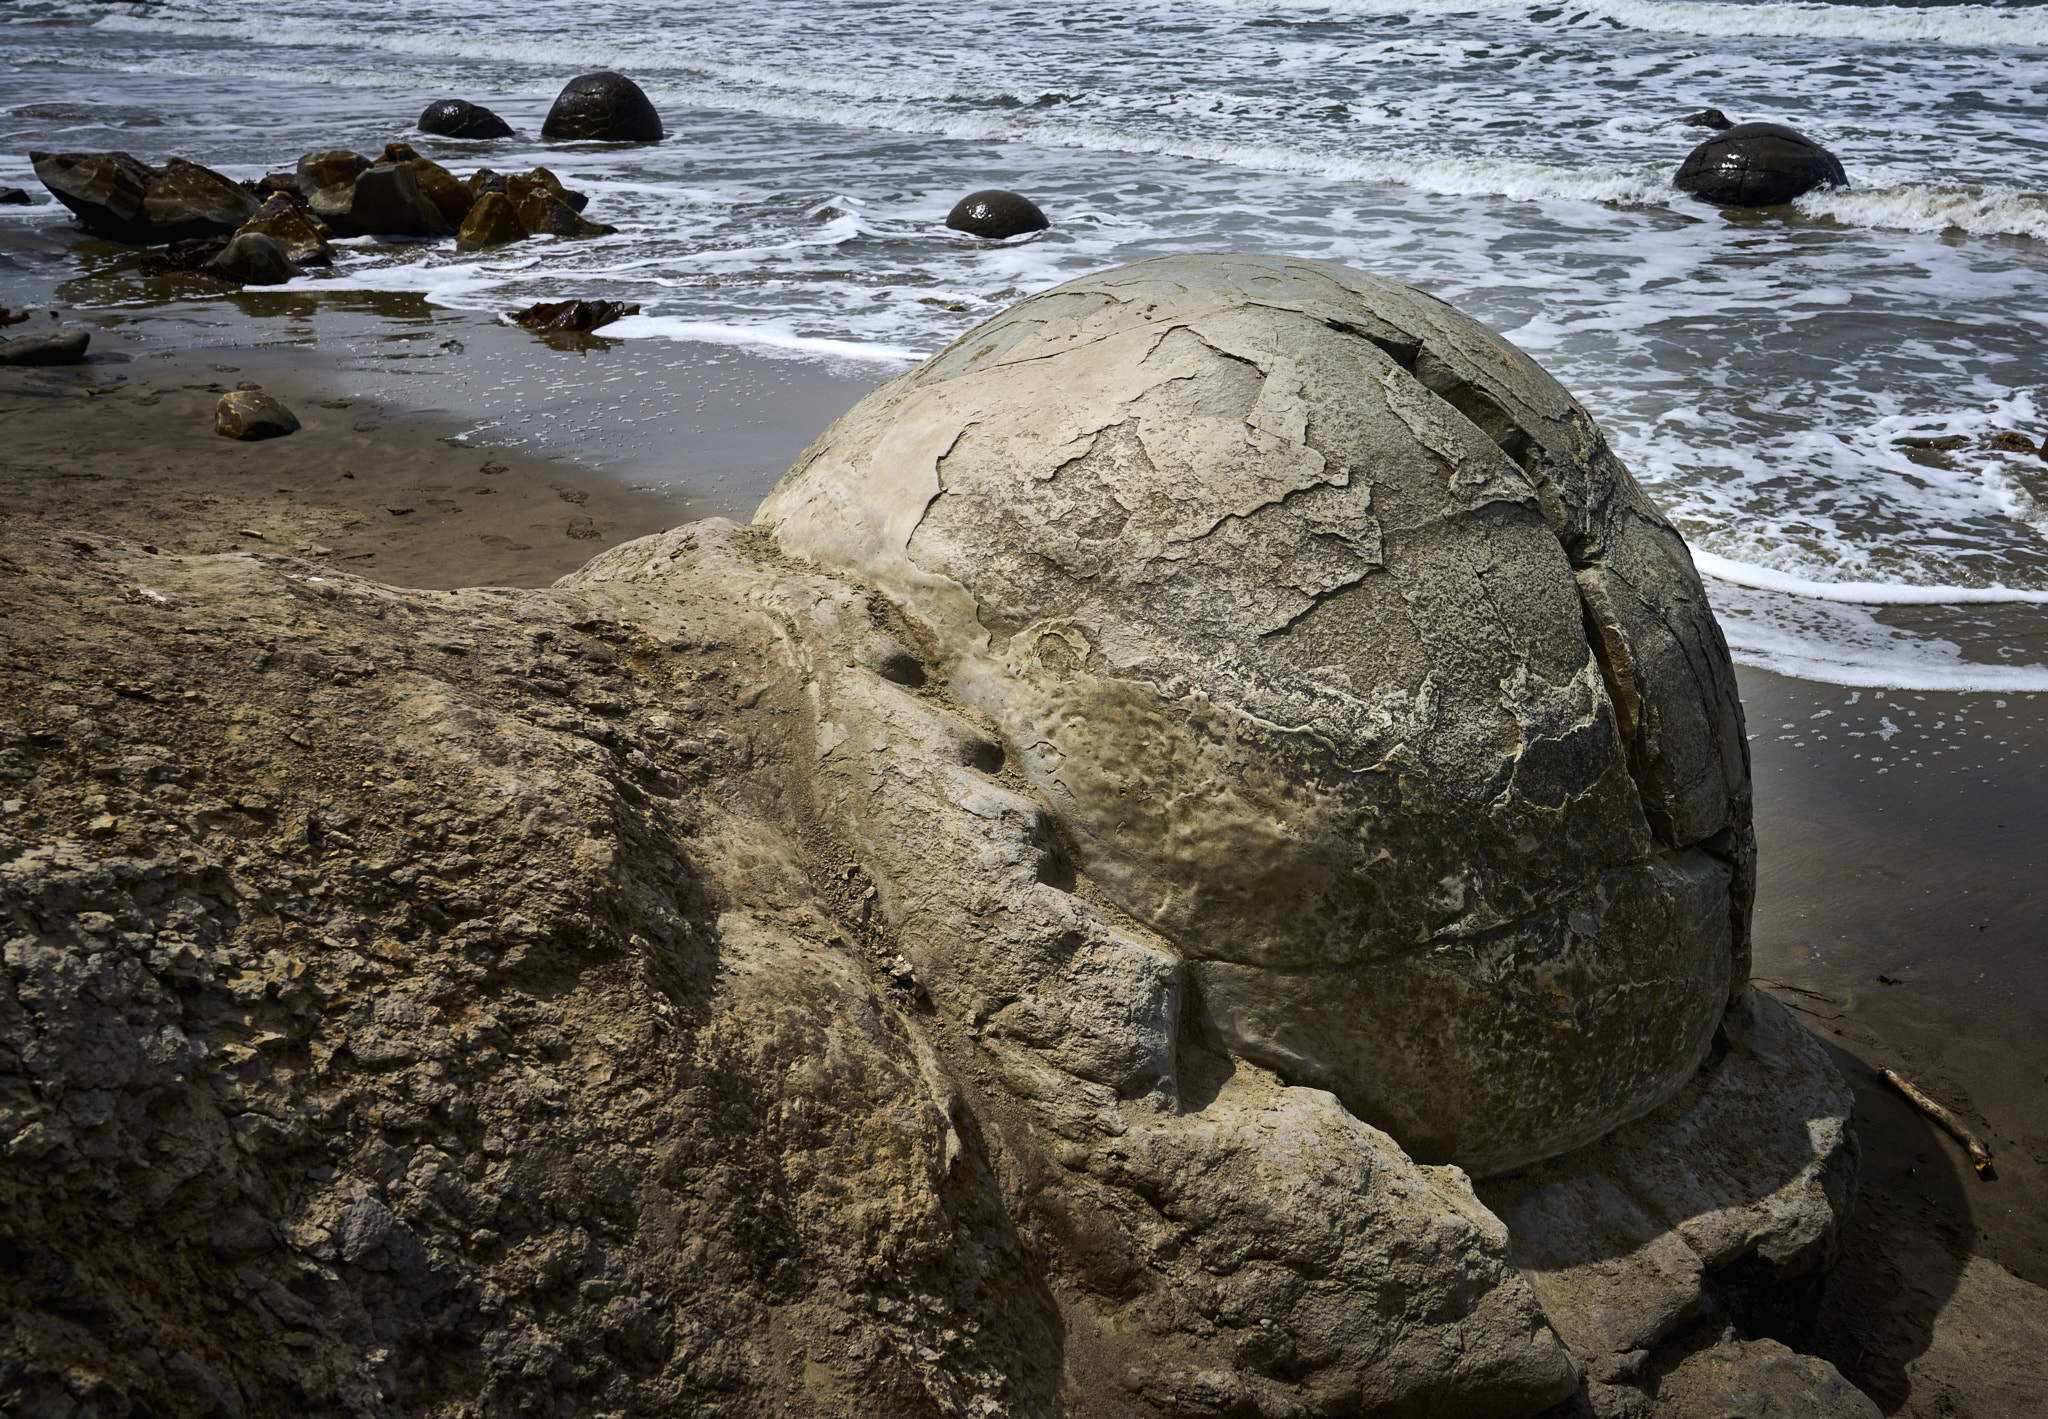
[5,0,2048,690]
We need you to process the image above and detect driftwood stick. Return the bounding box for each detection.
[1880,1067,1997,1178]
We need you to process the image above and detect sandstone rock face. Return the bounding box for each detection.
[1674,122,1848,207]
[419,98,515,139]
[541,71,663,143]
[945,189,1049,239]
[758,253,1753,1178]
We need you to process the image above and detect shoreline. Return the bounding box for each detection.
[6,266,2046,1414]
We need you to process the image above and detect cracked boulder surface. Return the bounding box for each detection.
[757,253,1754,1178]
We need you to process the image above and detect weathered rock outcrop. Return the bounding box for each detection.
[541,72,663,143]
[142,157,261,243]
[419,98,516,140]
[236,195,334,267]
[202,231,303,287]
[759,253,1754,1179]
[297,149,450,239]
[0,331,90,367]
[1674,122,1848,208]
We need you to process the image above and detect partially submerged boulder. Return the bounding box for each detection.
[1675,121,1848,207]
[759,253,1754,1178]
[214,390,300,439]
[29,150,160,242]
[0,187,32,206]
[946,188,1049,238]
[418,97,515,139]
[541,71,663,142]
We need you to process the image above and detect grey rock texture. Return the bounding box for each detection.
[758,253,1754,1178]
[1674,122,1849,208]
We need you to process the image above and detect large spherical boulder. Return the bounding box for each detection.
[419,98,514,139]
[1674,121,1847,207]
[758,253,1753,1176]
[541,72,663,143]
[945,188,1049,239]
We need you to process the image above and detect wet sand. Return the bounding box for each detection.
[1742,667,2048,1414]
[5,250,2044,1415]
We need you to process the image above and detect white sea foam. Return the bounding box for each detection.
[1798,184,2048,242]
[1705,580,2048,691]
[1695,551,2048,606]
[602,315,922,364]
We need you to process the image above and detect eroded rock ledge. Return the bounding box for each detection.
[1,523,1868,1418]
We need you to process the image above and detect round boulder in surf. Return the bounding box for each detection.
[1674,121,1847,207]
[945,189,1049,239]
[419,99,515,140]
[542,72,663,143]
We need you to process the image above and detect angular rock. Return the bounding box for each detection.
[418,97,515,139]
[202,231,302,286]
[29,150,162,242]
[236,195,332,266]
[455,190,526,251]
[466,166,509,201]
[296,148,371,228]
[540,70,663,142]
[214,390,300,439]
[377,141,474,227]
[521,163,590,212]
[758,252,1754,1177]
[1675,121,1848,207]
[1683,108,1733,130]
[509,299,637,332]
[138,234,231,276]
[509,182,605,238]
[0,186,31,205]
[946,188,1050,238]
[0,330,91,366]
[141,156,260,243]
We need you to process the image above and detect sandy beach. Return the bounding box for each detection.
[7,247,2047,1416]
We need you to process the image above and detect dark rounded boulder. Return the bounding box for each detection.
[1682,108,1733,130]
[203,231,302,286]
[419,98,515,140]
[944,189,1049,240]
[0,330,90,367]
[541,73,662,143]
[1674,122,1847,208]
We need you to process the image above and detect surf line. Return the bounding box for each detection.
[1693,549,2048,607]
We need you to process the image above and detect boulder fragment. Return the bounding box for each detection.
[215,390,300,440]
[0,187,31,205]
[419,97,515,139]
[456,191,526,251]
[541,71,663,142]
[236,196,332,266]
[0,330,91,366]
[141,156,259,242]
[1675,121,1848,207]
[29,150,161,242]
[202,231,303,286]
[377,141,474,227]
[945,188,1049,238]
[509,299,638,332]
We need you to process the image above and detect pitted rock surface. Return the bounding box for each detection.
[757,253,1754,1177]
